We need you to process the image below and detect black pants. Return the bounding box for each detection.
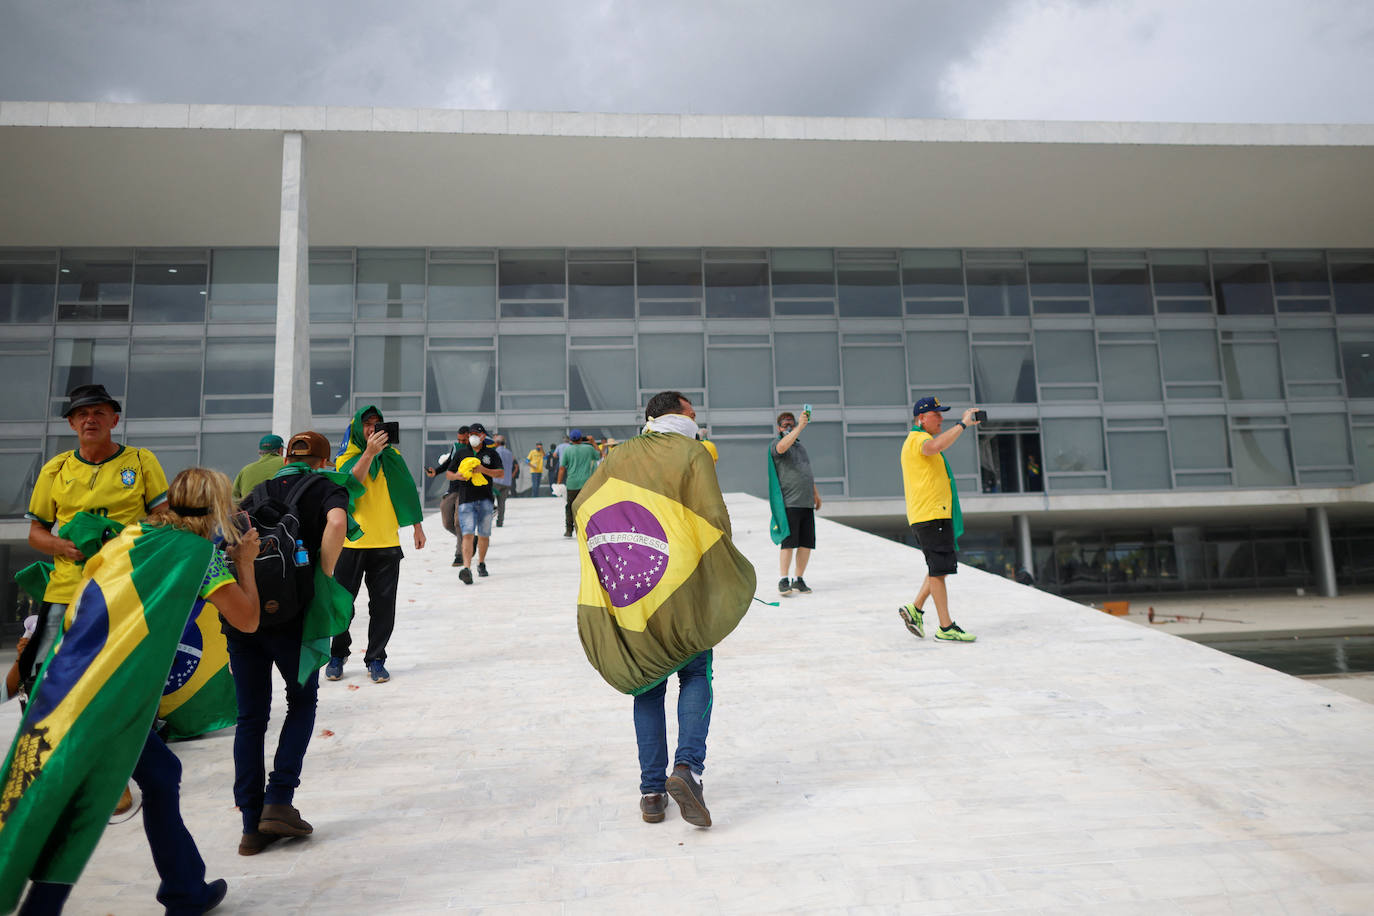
[564,488,582,535]
[330,545,403,663]
[493,484,511,526]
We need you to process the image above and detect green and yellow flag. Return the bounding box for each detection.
[157,598,236,741]
[575,433,756,695]
[0,522,214,910]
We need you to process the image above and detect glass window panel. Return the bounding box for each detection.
[795,421,844,478]
[0,451,43,515]
[198,431,266,480]
[638,299,700,317]
[427,263,496,320]
[51,339,128,415]
[1270,253,1329,297]
[973,344,1036,403]
[1355,425,1374,483]
[1231,428,1293,486]
[1222,341,1283,400]
[966,265,1029,316]
[127,340,202,417]
[712,436,771,498]
[1043,418,1105,472]
[356,250,424,301]
[0,350,50,420]
[0,260,56,322]
[1041,385,1099,401]
[1108,431,1170,490]
[837,264,900,317]
[1332,261,1374,314]
[705,262,769,318]
[841,346,906,406]
[310,343,351,416]
[639,334,704,389]
[1091,266,1151,315]
[133,262,207,322]
[58,252,132,303]
[774,332,839,387]
[499,253,565,301]
[1029,256,1089,299]
[1278,329,1339,382]
[845,434,907,497]
[906,331,971,387]
[637,253,701,300]
[1341,337,1374,398]
[774,299,834,316]
[771,249,834,300]
[1159,330,1220,382]
[1151,253,1212,298]
[901,250,964,299]
[708,346,773,408]
[1100,344,1162,402]
[570,348,637,410]
[204,339,273,396]
[354,336,423,393]
[1290,414,1351,468]
[425,349,495,413]
[568,262,634,319]
[1213,261,1273,315]
[208,249,276,322]
[498,335,566,391]
[1034,331,1097,383]
[309,261,354,321]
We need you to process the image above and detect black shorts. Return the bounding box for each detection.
[780,507,816,550]
[911,519,958,576]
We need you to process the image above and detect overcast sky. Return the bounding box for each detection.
[3,0,1372,123]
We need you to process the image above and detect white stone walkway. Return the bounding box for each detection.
[6,494,1374,914]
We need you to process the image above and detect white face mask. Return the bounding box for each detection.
[468,435,483,448]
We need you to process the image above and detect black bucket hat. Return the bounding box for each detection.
[62,383,122,418]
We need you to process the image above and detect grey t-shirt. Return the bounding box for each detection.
[771,438,815,508]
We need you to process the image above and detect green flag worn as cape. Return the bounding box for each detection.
[574,432,756,695]
[0,523,214,909]
[766,439,790,546]
[337,404,423,527]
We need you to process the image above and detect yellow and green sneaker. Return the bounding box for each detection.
[935,622,976,642]
[898,603,924,639]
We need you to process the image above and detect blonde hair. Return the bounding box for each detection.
[147,467,239,544]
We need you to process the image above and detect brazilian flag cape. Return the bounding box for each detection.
[0,522,214,908]
[575,432,756,695]
[766,439,790,545]
[337,404,423,527]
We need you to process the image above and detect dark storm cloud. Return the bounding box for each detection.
[0,0,1018,117]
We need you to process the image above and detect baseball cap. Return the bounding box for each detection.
[62,383,122,417]
[286,431,332,462]
[468,422,487,434]
[569,428,583,440]
[259,434,284,450]
[913,396,952,416]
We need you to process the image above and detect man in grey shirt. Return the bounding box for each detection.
[771,409,821,596]
[491,434,516,527]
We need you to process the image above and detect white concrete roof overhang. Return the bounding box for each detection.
[2,102,1373,249]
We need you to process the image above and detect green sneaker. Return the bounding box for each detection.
[935,622,976,642]
[898,604,924,639]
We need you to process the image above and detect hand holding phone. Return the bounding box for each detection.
[973,409,988,423]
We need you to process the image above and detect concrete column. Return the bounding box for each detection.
[1307,505,1338,598]
[272,132,311,439]
[1014,513,1033,579]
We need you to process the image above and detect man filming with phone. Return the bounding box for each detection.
[768,406,821,597]
[898,397,982,643]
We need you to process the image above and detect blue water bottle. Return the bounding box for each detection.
[293,539,309,567]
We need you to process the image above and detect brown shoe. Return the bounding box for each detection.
[258,803,313,836]
[640,793,667,823]
[238,831,282,856]
[114,785,134,815]
[665,765,711,828]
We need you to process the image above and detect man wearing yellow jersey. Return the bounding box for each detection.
[525,442,545,497]
[898,396,981,643]
[22,384,170,691]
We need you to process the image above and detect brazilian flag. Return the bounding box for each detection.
[157,597,236,741]
[0,523,213,910]
[574,432,756,695]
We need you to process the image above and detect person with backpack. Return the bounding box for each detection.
[228,431,349,856]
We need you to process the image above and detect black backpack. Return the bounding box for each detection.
[238,473,323,630]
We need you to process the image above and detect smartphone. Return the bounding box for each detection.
[802,403,813,416]
[230,510,252,536]
[378,421,401,445]
[973,409,988,423]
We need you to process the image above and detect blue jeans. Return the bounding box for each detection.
[528,472,542,497]
[226,627,319,834]
[457,498,494,537]
[632,650,713,794]
[131,731,218,915]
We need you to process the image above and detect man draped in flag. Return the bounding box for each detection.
[575,391,756,829]
[0,467,263,914]
[898,396,982,643]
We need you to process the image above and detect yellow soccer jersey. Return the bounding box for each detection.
[336,454,401,548]
[27,445,170,603]
[901,430,952,525]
